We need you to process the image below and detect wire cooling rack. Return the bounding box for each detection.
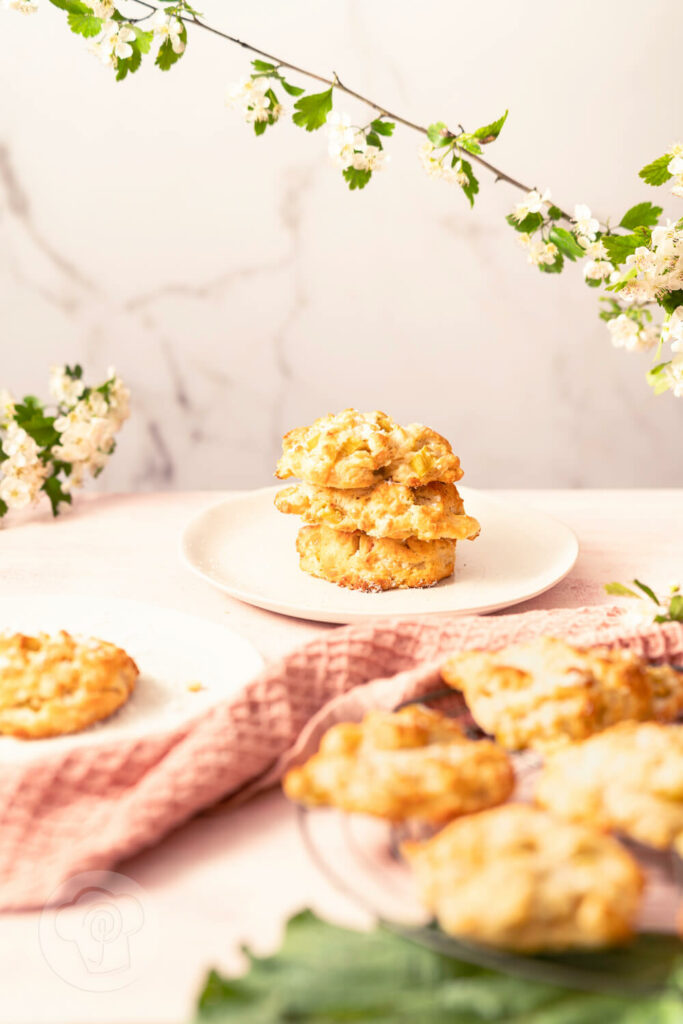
[296,683,683,996]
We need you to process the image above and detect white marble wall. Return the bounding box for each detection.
[1,0,681,490]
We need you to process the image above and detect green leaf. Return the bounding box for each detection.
[602,233,643,266]
[660,290,683,315]
[538,250,565,274]
[669,595,683,621]
[194,910,683,1024]
[639,154,673,187]
[648,361,672,395]
[549,226,585,262]
[371,119,395,137]
[633,578,660,605]
[342,166,372,190]
[365,131,382,149]
[0,499,7,519]
[48,0,92,13]
[426,121,450,147]
[619,202,663,230]
[291,87,333,131]
[42,475,72,518]
[251,59,277,73]
[280,79,305,97]
[134,27,153,54]
[253,120,267,136]
[13,400,60,450]
[605,582,640,598]
[115,44,142,81]
[473,109,508,143]
[456,133,482,155]
[67,11,102,36]
[547,205,564,221]
[506,211,544,234]
[458,158,479,208]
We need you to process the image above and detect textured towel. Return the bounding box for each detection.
[1,605,682,910]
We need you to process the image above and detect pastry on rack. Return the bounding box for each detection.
[402,803,643,951]
[536,721,683,853]
[275,408,479,591]
[296,525,457,592]
[275,480,480,543]
[441,636,683,751]
[283,704,514,823]
[0,631,138,739]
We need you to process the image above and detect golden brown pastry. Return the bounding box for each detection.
[0,631,138,739]
[402,803,643,951]
[283,704,514,823]
[275,408,462,489]
[275,480,480,542]
[536,721,683,853]
[441,637,683,751]
[296,524,456,591]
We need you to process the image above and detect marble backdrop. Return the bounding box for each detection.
[1,0,681,490]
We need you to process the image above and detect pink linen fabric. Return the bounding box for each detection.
[1,605,682,911]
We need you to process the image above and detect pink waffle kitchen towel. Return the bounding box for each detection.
[2,605,683,911]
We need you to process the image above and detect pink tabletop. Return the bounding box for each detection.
[0,489,681,1024]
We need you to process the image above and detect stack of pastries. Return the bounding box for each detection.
[274,409,480,591]
[284,637,683,953]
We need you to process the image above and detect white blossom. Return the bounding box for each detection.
[101,20,136,61]
[606,313,658,352]
[663,307,683,352]
[326,112,357,168]
[663,355,683,397]
[49,366,85,408]
[151,9,185,54]
[51,370,130,478]
[351,145,386,173]
[583,259,613,281]
[0,390,14,427]
[226,76,278,125]
[0,475,35,511]
[90,0,114,16]
[6,0,39,13]
[519,235,558,267]
[511,188,551,223]
[573,204,600,243]
[583,239,609,260]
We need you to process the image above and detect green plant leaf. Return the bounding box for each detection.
[648,361,672,395]
[0,499,8,519]
[67,11,102,36]
[371,119,395,136]
[134,27,153,54]
[602,233,643,266]
[538,250,565,274]
[42,475,72,518]
[619,202,663,230]
[426,121,450,147]
[660,290,683,315]
[457,133,482,155]
[291,87,333,131]
[115,44,142,81]
[549,226,585,262]
[280,79,304,97]
[473,109,508,143]
[506,211,544,234]
[668,595,683,621]
[253,120,267,136]
[365,131,382,149]
[48,0,92,13]
[251,59,277,72]
[458,158,479,208]
[639,154,673,187]
[343,166,372,190]
[633,578,660,605]
[547,205,563,221]
[604,582,640,598]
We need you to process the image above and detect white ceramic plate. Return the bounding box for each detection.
[181,487,579,625]
[0,595,263,763]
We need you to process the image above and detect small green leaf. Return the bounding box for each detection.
[280,79,305,97]
[48,0,92,13]
[473,109,508,143]
[506,212,544,234]
[458,158,479,208]
[251,59,277,72]
[549,226,585,262]
[547,205,563,221]
[660,289,683,315]
[0,499,7,519]
[633,578,660,605]
[42,475,72,518]
[253,120,268,136]
[602,233,643,266]
[456,133,482,155]
[648,361,672,395]
[426,121,450,147]
[669,595,683,621]
[134,28,153,54]
[115,44,142,81]
[605,582,640,598]
[291,87,333,131]
[639,153,673,187]
[67,11,102,36]
[371,119,395,136]
[342,166,372,190]
[619,202,663,230]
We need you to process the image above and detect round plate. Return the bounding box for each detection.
[0,595,263,762]
[181,487,578,624]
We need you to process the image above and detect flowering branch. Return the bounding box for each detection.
[7,0,683,396]
[0,367,130,519]
[605,579,683,625]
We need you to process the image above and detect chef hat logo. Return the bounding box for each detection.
[55,886,144,976]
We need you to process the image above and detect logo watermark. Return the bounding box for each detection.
[39,870,158,992]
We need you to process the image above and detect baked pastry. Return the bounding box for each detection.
[275,480,480,542]
[276,408,462,489]
[283,704,514,823]
[296,524,456,591]
[402,804,643,951]
[0,631,138,739]
[441,637,683,750]
[536,721,683,853]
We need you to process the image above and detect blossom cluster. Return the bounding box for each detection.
[88,8,183,70]
[418,141,467,186]
[326,113,387,174]
[0,367,129,519]
[225,75,284,127]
